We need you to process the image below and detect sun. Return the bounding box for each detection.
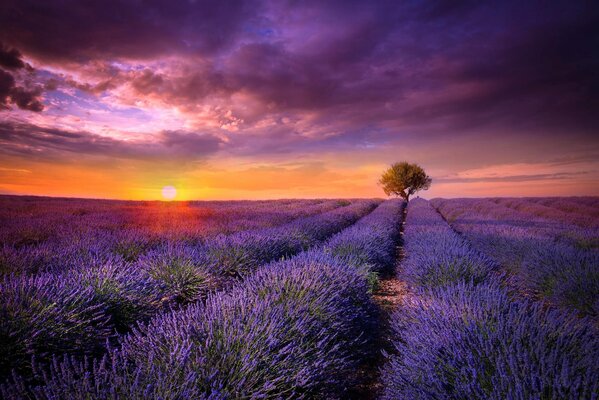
[161,185,177,200]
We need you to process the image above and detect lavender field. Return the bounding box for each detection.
[1,196,598,399]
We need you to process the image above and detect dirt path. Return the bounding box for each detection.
[346,219,411,399]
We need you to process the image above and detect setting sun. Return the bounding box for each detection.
[161,185,177,200]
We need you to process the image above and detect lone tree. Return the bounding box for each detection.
[379,162,432,201]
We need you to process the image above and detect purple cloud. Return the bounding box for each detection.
[0,121,222,161]
[0,42,44,111]
[0,42,26,70]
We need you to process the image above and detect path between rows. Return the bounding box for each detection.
[346,214,412,399]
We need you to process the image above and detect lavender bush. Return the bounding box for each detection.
[3,352,209,400]
[196,199,379,278]
[2,199,404,398]
[0,200,378,381]
[381,281,599,400]
[522,243,599,316]
[67,262,165,331]
[0,275,111,378]
[432,197,599,315]
[401,199,496,288]
[324,198,405,272]
[137,244,215,305]
[382,198,598,399]
[120,253,374,399]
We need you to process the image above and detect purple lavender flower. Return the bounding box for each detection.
[401,199,496,288]
[381,281,599,400]
[1,200,403,398]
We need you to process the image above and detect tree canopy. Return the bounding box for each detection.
[379,162,431,201]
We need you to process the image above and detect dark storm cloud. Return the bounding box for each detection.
[0,69,44,112]
[0,42,45,111]
[8,85,44,112]
[0,121,223,160]
[0,42,26,70]
[0,70,14,108]
[0,0,259,61]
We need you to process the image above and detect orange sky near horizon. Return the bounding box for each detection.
[2,156,598,201]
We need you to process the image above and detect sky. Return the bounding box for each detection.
[0,0,598,200]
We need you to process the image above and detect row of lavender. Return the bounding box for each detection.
[381,199,598,399]
[0,199,380,380]
[432,198,599,317]
[436,197,599,249]
[2,199,406,399]
[0,197,349,275]
[494,197,599,228]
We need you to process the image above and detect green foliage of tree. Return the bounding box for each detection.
[379,162,432,201]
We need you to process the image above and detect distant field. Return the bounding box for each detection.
[0,196,361,275]
[1,196,597,399]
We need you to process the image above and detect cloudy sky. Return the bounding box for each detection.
[0,0,597,199]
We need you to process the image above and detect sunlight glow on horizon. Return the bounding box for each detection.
[161,185,177,200]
